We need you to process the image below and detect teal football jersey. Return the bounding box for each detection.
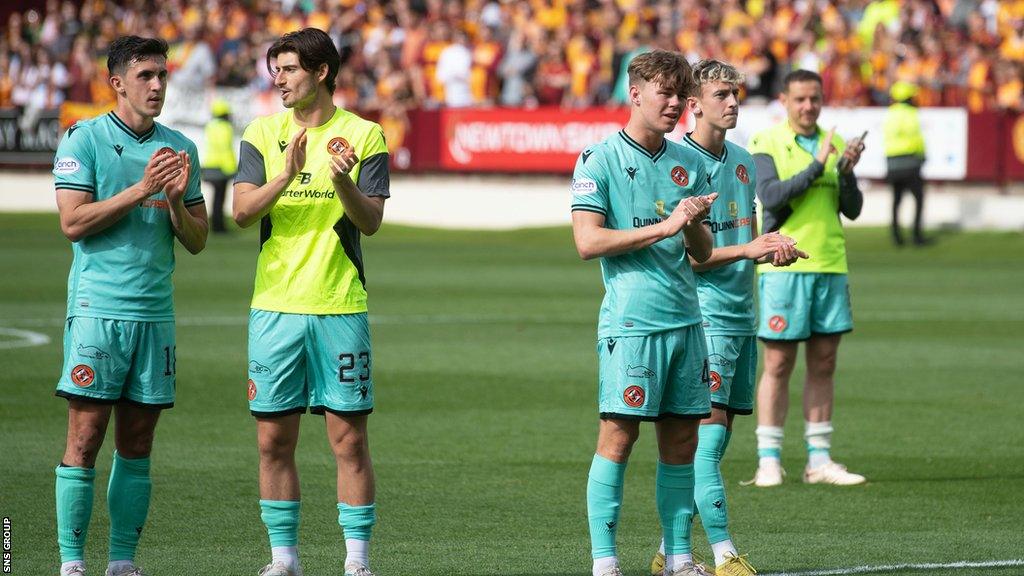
[53,112,205,322]
[681,134,757,335]
[571,130,710,338]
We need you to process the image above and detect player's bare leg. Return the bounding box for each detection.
[257,415,302,576]
[653,418,709,575]
[588,419,639,576]
[751,341,797,486]
[802,334,864,485]
[327,413,376,575]
[57,402,113,575]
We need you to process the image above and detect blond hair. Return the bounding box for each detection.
[690,59,746,96]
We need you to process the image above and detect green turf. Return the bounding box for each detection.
[1,214,1022,576]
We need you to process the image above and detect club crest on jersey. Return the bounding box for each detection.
[247,379,258,401]
[327,137,350,155]
[736,164,750,184]
[670,165,689,187]
[70,364,95,387]
[623,385,645,407]
[654,200,667,217]
[709,371,722,392]
[768,315,787,333]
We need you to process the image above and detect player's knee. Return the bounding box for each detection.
[116,427,155,458]
[258,430,299,462]
[763,355,796,380]
[807,353,837,379]
[596,428,638,462]
[331,428,369,462]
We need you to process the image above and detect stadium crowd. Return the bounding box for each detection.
[1,0,1023,118]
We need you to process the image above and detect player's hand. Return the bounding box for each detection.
[663,193,718,236]
[140,149,183,197]
[329,147,358,182]
[839,136,865,174]
[746,232,797,261]
[164,151,190,203]
[284,128,307,178]
[770,242,809,267]
[815,126,837,166]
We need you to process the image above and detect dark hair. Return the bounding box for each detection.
[107,36,169,76]
[267,28,341,93]
[782,69,823,91]
[627,50,694,98]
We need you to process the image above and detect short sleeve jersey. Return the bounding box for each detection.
[236,107,390,315]
[571,130,709,338]
[53,112,205,321]
[682,134,758,336]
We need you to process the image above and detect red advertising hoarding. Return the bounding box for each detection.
[438,107,631,172]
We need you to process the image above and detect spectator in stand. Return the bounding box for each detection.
[533,41,570,106]
[435,28,473,108]
[498,28,537,107]
[65,34,94,103]
[470,25,502,106]
[5,0,1024,114]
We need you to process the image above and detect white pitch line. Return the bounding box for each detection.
[0,327,51,349]
[761,559,1024,576]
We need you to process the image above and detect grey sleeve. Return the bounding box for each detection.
[235,140,266,186]
[753,153,824,211]
[838,171,863,220]
[357,152,390,198]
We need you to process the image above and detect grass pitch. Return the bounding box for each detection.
[1,214,1022,576]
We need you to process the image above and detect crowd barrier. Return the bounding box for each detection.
[6,83,1024,184]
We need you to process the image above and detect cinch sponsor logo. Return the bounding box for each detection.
[570,178,597,193]
[709,217,752,233]
[282,189,336,199]
[633,216,663,228]
[141,199,169,209]
[54,157,81,174]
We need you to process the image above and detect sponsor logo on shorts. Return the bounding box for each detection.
[70,364,95,387]
[708,353,733,368]
[247,379,257,401]
[358,385,369,400]
[54,157,81,174]
[709,371,722,392]
[248,360,271,375]
[736,164,750,184]
[768,315,787,332]
[76,344,110,360]
[623,385,645,407]
[626,364,655,379]
[670,165,689,186]
[570,178,597,194]
[606,338,617,354]
[327,136,350,155]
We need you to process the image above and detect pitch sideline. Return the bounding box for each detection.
[761,558,1024,576]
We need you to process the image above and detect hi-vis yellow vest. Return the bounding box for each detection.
[748,121,849,274]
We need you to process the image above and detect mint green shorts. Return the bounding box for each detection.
[597,324,711,421]
[758,272,853,341]
[56,316,176,408]
[706,334,756,415]
[247,309,374,418]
